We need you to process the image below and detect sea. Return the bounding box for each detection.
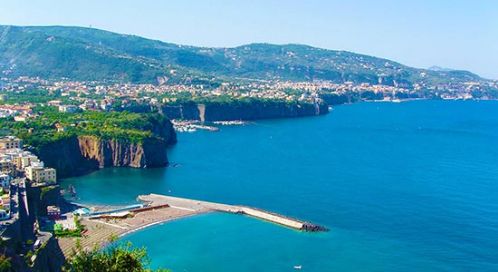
[61,100,498,272]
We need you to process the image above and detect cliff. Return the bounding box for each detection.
[31,235,65,272]
[77,136,168,168]
[36,136,173,178]
[162,100,329,121]
[35,119,177,178]
[319,91,424,105]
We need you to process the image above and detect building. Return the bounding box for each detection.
[0,194,10,221]
[25,163,56,184]
[0,174,11,189]
[48,100,62,107]
[58,104,79,113]
[13,115,28,122]
[0,159,15,175]
[0,209,9,221]
[12,152,40,170]
[0,136,21,150]
[54,122,66,133]
[47,206,61,220]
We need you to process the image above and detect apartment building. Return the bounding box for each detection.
[25,162,57,184]
[0,136,21,150]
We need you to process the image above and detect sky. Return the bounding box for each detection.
[1,0,497,79]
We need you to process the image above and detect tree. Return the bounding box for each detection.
[63,242,168,272]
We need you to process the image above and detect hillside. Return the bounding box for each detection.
[0,25,485,85]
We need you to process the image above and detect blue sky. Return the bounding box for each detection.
[1,0,497,79]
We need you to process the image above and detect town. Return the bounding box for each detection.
[0,136,62,269]
[0,74,497,270]
[1,76,497,123]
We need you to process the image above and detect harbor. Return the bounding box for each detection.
[57,193,327,257]
[138,194,328,232]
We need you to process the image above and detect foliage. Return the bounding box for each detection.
[0,255,12,272]
[63,242,169,272]
[24,250,34,266]
[40,185,56,200]
[54,216,85,238]
[0,89,75,105]
[0,25,485,85]
[0,110,169,149]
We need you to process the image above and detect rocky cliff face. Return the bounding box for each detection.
[37,136,174,178]
[78,136,163,168]
[162,101,328,121]
[202,101,328,121]
[36,120,176,178]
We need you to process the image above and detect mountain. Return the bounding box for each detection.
[0,25,486,85]
[428,66,454,72]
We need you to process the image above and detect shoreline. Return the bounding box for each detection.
[57,193,327,257]
[117,211,211,238]
[54,99,494,256]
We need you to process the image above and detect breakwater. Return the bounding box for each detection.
[138,194,327,232]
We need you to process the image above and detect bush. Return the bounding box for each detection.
[0,255,12,272]
[64,242,169,272]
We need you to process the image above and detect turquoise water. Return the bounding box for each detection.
[62,100,498,271]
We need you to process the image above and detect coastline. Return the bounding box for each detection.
[117,212,211,238]
[56,193,327,257]
[54,99,497,259]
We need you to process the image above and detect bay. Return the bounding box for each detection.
[62,100,498,271]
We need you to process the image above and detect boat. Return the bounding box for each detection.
[293,265,302,270]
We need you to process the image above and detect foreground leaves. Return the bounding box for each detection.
[63,242,169,272]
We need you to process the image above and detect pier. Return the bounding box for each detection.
[138,194,327,232]
[57,194,326,257]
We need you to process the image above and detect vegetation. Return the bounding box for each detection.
[40,185,56,199]
[0,109,170,148]
[0,25,485,85]
[0,255,12,272]
[63,242,169,272]
[0,89,77,105]
[54,216,85,238]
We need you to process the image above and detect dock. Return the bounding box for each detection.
[57,193,326,257]
[138,194,327,232]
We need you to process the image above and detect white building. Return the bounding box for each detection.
[0,136,21,150]
[58,104,79,113]
[25,163,56,184]
[13,152,41,170]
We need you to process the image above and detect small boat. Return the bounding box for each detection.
[293,265,302,270]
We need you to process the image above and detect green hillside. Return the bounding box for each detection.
[0,25,485,85]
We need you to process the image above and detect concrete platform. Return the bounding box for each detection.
[138,194,327,232]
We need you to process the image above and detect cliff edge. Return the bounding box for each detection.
[35,119,177,178]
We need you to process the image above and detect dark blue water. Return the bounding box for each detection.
[62,100,498,271]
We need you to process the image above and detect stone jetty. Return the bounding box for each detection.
[138,194,328,232]
[58,193,327,257]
